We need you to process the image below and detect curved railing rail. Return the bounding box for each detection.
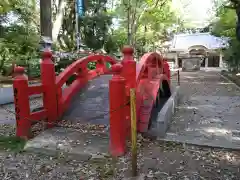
[56,54,118,116]
[136,52,163,84]
[115,46,171,133]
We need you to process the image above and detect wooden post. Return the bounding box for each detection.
[13,66,31,139]
[121,46,136,90]
[177,70,180,86]
[121,46,136,137]
[109,63,126,156]
[41,51,58,127]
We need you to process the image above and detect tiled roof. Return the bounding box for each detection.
[169,33,228,51]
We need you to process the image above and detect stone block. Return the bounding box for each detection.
[182,58,201,71]
[156,86,180,137]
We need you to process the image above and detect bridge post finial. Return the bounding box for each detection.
[13,66,31,139]
[122,46,134,62]
[109,63,127,156]
[121,46,136,89]
[41,50,58,127]
[111,63,123,75]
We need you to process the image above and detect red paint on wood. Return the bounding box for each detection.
[120,46,137,137]
[163,59,171,83]
[28,85,43,95]
[12,46,172,156]
[40,51,58,128]
[56,55,118,116]
[135,52,171,132]
[137,79,159,132]
[109,64,126,156]
[13,66,31,139]
[29,110,47,121]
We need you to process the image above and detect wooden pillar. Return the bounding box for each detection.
[41,51,58,127]
[13,67,31,139]
[205,57,208,68]
[109,64,126,156]
[174,53,179,68]
[219,51,223,68]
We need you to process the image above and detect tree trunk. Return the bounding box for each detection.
[40,0,52,39]
[52,0,67,42]
[127,1,131,45]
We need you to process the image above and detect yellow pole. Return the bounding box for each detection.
[130,88,137,176]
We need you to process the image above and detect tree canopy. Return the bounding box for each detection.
[0,0,39,76]
[0,0,183,76]
[211,0,240,71]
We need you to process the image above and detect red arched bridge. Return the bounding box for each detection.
[13,46,172,156]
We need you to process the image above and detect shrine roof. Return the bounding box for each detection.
[169,33,229,51]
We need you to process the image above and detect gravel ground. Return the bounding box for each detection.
[163,70,240,149]
[178,70,240,98]
[0,70,240,179]
[0,138,240,179]
[0,97,43,125]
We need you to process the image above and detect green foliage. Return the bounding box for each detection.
[223,38,240,71]
[104,28,127,54]
[0,24,40,75]
[80,14,112,50]
[212,8,236,37]
[57,0,111,51]
[211,2,240,71]
[0,0,39,76]
[0,0,183,77]
[105,0,177,55]
[88,62,96,70]
[0,136,26,152]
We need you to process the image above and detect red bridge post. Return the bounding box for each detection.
[121,46,136,136]
[13,66,31,139]
[163,59,171,82]
[109,64,126,156]
[121,46,136,89]
[41,51,58,127]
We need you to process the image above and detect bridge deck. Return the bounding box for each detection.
[62,75,112,125]
[24,75,113,159]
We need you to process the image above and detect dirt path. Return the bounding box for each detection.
[0,98,43,125]
[164,70,240,150]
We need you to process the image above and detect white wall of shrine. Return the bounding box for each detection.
[162,33,228,69]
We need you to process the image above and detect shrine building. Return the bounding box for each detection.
[161,33,228,71]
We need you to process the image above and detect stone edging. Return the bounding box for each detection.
[219,72,240,90]
[155,86,180,137]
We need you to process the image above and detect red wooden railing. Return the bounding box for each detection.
[13,46,171,156]
[13,51,118,139]
[13,66,47,138]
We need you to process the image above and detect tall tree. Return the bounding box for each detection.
[211,0,240,71]
[0,0,39,75]
[113,0,176,51]
[54,0,111,51]
[213,0,240,40]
